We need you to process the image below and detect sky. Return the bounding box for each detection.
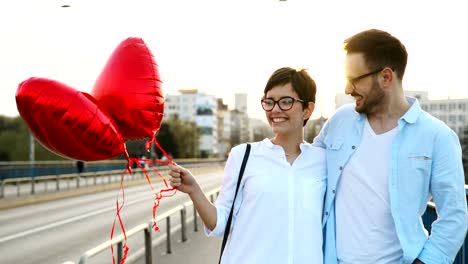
[1,0,467,122]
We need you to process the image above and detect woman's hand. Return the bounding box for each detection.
[168,163,198,194]
[169,163,217,230]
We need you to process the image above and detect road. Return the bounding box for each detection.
[0,165,224,264]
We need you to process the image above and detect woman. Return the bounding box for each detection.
[168,67,326,263]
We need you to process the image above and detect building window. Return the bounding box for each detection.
[449,115,456,123]
[459,103,466,110]
[439,104,446,110]
[430,104,437,110]
[200,127,213,135]
[197,107,213,115]
[449,103,456,111]
[459,115,465,122]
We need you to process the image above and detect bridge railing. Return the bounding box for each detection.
[0,160,224,199]
[76,186,222,264]
[0,158,225,180]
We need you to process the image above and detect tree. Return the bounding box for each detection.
[252,126,273,142]
[126,115,201,159]
[0,116,62,161]
[0,115,202,161]
[305,117,327,143]
[155,122,178,158]
[162,115,200,158]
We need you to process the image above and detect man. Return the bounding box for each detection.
[314,29,467,263]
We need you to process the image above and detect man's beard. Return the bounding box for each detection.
[354,79,385,114]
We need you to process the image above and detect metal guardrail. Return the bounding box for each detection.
[0,162,221,199]
[0,169,132,198]
[0,158,224,179]
[75,186,221,264]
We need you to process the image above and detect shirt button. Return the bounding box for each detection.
[339,166,343,170]
[332,189,336,194]
[325,212,329,216]
[352,145,356,149]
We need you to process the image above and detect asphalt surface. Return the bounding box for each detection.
[0,168,225,264]
[132,216,223,264]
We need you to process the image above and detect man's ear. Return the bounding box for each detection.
[382,67,394,88]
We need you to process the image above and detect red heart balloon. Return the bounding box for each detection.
[16,77,126,161]
[92,37,165,140]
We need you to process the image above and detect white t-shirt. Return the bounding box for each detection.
[336,120,403,263]
[206,138,326,264]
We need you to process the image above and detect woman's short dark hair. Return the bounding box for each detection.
[264,67,316,126]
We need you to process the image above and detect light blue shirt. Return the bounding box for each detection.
[313,97,468,264]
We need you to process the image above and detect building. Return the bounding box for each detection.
[217,99,231,158]
[165,89,197,122]
[406,90,468,137]
[165,89,218,157]
[196,94,218,157]
[164,90,257,158]
[234,93,249,144]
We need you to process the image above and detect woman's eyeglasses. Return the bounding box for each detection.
[261,96,305,111]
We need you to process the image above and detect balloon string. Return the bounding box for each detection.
[110,137,177,264]
[110,165,131,264]
[144,137,177,231]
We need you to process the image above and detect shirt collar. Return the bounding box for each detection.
[400,96,422,124]
[263,138,275,149]
[353,96,422,124]
[262,138,309,150]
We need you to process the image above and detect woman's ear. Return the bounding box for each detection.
[304,102,315,119]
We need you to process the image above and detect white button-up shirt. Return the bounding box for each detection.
[206,138,326,264]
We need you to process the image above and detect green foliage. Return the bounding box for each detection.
[0,116,28,161]
[125,115,201,159]
[0,115,202,161]
[0,115,66,161]
[157,115,200,158]
[305,117,327,143]
[252,126,273,142]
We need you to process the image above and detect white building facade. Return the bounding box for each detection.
[405,90,468,137]
[164,89,218,157]
[234,93,250,144]
[165,90,269,158]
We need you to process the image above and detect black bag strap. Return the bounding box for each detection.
[218,143,251,264]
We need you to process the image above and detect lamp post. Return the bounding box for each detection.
[29,133,35,163]
[29,132,35,194]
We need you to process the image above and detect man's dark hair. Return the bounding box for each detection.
[343,29,408,80]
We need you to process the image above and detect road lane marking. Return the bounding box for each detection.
[0,173,220,243]
[0,195,151,243]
